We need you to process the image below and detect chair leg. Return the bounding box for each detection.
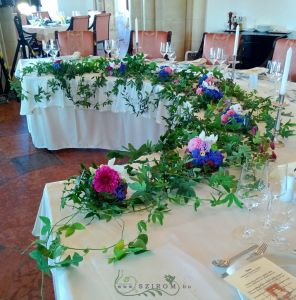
[10,42,21,78]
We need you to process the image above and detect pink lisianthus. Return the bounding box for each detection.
[200,140,211,153]
[221,114,229,124]
[163,66,173,73]
[251,126,258,136]
[93,165,120,194]
[188,137,202,152]
[196,87,203,95]
[226,109,235,116]
[106,66,113,72]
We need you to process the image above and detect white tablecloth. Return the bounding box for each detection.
[32,79,296,300]
[23,24,68,41]
[17,58,167,150]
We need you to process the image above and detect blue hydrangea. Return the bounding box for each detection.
[198,74,208,86]
[191,149,208,167]
[204,88,223,100]
[115,182,127,201]
[52,62,61,70]
[119,63,126,74]
[207,150,224,167]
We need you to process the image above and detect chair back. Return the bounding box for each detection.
[202,33,236,63]
[92,13,111,43]
[272,38,296,82]
[128,30,172,59]
[68,16,90,31]
[57,31,94,56]
[32,11,51,20]
[13,15,26,41]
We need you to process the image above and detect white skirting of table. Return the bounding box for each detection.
[26,107,166,150]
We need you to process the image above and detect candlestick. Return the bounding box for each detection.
[135,17,139,52]
[231,55,237,81]
[233,25,240,57]
[279,47,292,95]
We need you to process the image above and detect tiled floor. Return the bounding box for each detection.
[0,100,110,299]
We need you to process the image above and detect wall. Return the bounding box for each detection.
[205,0,296,33]
[56,0,94,17]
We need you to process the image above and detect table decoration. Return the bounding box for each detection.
[19,54,296,298]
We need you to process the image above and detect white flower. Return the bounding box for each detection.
[198,130,218,145]
[230,104,244,115]
[107,158,134,183]
[72,51,81,59]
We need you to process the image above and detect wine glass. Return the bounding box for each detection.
[110,40,120,58]
[42,40,51,57]
[104,40,112,58]
[209,47,217,65]
[216,48,227,69]
[167,43,176,62]
[268,164,295,246]
[50,40,60,60]
[235,161,269,240]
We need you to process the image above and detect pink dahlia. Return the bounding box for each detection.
[93,165,120,194]
[226,109,235,116]
[163,66,173,73]
[188,137,202,152]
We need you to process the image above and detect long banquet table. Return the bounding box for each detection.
[23,24,69,41]
[17,58,167,150]
[32,77,296,299]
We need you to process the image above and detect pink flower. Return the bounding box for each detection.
[269,140,275,150]
[163,66,173,73]
[221,114,229,124]
[196,87,203,95]
[200,140,211,153]
[106,66,113,72]
[188,137,202,152]
[270,151,277,160]
[251,126,258,136]
[226,110,235,116]
[93,165,120,194]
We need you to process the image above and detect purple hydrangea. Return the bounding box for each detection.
[207,150,224,167]
[114,181,127,201]
[118,63,126,74]
[204,88,223,100]
[191,149,223,168]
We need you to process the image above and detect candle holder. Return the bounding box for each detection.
[272,93,285,148]
[231,55,237,81]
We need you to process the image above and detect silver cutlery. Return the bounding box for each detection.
[246,242,268,260]
[212,244,258,268]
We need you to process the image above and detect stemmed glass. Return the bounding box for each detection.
[50,40,60,60]
[268,164,295,246]
[110,40,120,58]
[167,43,176,62]
[104,40,112,58]
[266,60,282,96]
[216,48,226,68]
[209,47,217,65]
[42,40,51,57]
[235,162,269,240]
[160,42,167,59]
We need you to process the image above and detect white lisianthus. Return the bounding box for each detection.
[229,104,244,115]
[198,130,218,145]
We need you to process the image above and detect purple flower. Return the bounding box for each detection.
[115,181,127,201]
[119,63,126,74]
[53,60,62,70]
[192,149,208,166]
[93,165,120,194]
[204,88,223,100]
[191,149,223,168]
[251,126,258,136]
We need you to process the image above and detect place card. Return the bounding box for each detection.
[224,257,296,299]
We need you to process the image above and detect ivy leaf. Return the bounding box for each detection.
[137,220,147,232]
[129,182,146,192]
[39,216,51,236]
[72,223,85,230]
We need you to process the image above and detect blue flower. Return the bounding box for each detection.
[204,88,223,100]
[207,150,224,167]
[119,63,126,74]
[52,60,61,70]
[115,182,127,201]
[191,149,208,167]
[198,74,208,85]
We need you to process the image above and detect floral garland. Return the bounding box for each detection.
[22,54,296,298]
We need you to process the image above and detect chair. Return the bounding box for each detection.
[57,31,94,57]
[67,15,90,31]
[127,30,172,59]
[32,11,51,20]
[185,32,238,63]
[90,13,111,54]
[11,15,41,78]
[272,38,296,82]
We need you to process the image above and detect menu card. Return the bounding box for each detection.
[224,257,296,299]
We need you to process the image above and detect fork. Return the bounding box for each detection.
[246,242,268,261]
[221,243,268,278]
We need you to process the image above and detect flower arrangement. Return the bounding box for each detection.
[52,59,62,70]
[158,66,173,80]
[195,73,223,101]
[187,130,224,170]
[106,61,126,75]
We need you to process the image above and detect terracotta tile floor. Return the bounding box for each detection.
[0,100,110,300]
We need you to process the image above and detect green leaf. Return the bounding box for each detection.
[65,227,75,237]
[72,223,85,230]
[39,216,51,236]
[128,182,147,192]
[137,220,147,232]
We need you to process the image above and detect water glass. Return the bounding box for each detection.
[104,40,112,58]
[268,164,295,245]
[110,40,120,58]
[42,40,51,57]
[167,43,176,62]
[209,47,217,65]
[160,42,167,59]
[50,40,60,60]
[235,161,269,239]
